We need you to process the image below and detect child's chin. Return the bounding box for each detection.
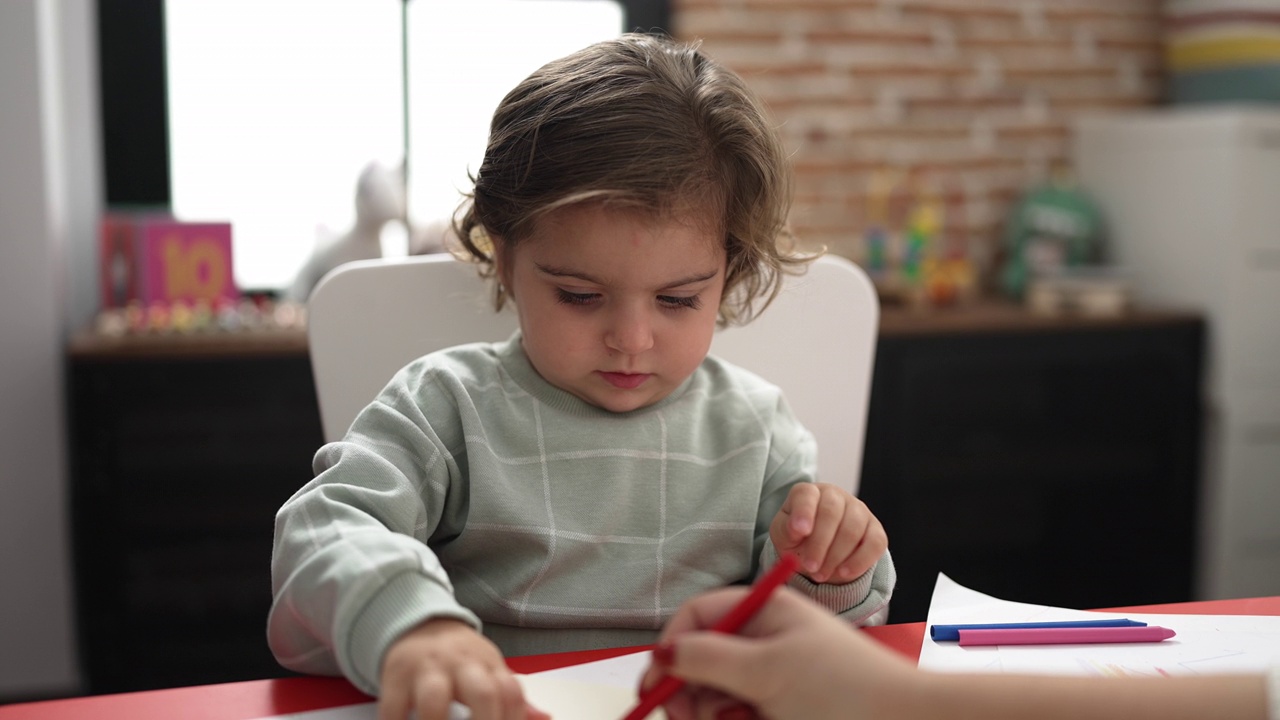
[593,390,662,414]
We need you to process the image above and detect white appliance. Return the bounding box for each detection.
[1074,107,1280,600]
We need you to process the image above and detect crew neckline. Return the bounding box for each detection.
[494,331,696,418]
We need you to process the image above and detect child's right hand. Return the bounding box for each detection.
[378,618,550,720]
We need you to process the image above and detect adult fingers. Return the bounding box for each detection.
[662,632,780,708]
[689,692,759,720]
[705,702,761,720]
[641,588,771,700]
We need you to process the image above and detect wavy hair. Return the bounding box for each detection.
[453,33,815,325]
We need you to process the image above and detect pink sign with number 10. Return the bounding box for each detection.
[141,221,236,304]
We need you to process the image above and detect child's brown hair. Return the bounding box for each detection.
[455,32,813,326]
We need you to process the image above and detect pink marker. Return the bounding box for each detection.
[958,625,1176,646]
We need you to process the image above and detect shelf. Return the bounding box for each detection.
[877,300,1201,336]
[64,301,1203,360]
[66,327,308,361]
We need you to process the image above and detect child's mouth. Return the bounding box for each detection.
[599,371,650,389]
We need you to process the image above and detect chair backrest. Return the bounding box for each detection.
[307,253,879,494]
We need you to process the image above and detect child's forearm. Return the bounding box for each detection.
[898,671,1268,720]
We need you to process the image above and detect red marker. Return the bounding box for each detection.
[621,553,801,720]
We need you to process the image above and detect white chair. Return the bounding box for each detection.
[307,253,879,494]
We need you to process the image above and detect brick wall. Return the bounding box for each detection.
[671,0,1164,294]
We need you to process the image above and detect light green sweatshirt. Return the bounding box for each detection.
[267,333,895,695]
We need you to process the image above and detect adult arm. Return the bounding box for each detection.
[644,587,1271,720]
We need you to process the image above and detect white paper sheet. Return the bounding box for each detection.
[528,649,652,689]
[250,651,662,720]
[918,573,1280,677]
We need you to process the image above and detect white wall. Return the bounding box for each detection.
[0,0,100,698]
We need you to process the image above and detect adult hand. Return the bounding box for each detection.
[639,586,915,720]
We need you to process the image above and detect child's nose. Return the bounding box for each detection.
[605,304,654,355]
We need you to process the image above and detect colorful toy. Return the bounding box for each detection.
[143,220,236,305]
[864,167,977,308]
[100,212,236,308]
[1000,170,1105,299]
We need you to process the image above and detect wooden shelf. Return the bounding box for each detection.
[877,300,1202,336]
[67,327,308,361]
[64,301,1203,361]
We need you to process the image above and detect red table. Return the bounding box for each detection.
[4,596,1277,720]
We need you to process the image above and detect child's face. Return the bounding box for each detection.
[498,203,726,413]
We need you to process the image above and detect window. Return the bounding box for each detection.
[99,0,668,291]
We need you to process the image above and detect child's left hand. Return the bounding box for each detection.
[769,482,887,584]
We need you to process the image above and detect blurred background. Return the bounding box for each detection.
[2,0,1277,704]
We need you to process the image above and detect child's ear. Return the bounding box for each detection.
[491,236,514,295]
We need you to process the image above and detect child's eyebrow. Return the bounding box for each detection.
[535,263,720,289]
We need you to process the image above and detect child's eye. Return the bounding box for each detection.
[556,289,600,306]
[658,295,702,310]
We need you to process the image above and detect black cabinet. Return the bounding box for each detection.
[858,307,1204,623]
[67,331,323,693]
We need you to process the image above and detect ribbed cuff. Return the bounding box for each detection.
[761,542,895,625]
[345,571,481,695]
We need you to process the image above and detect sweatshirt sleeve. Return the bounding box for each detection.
[753,392,896,626]
[267,363,479,696]
[760,541,896,625]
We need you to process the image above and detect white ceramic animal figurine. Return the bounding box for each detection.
[288,161,406,302]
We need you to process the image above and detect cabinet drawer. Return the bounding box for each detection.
[69,351,324,693]
[860,319,1204,622]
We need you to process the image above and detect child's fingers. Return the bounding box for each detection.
[795,490,845,580]
[523,702,553,720]
[377,678,411,720]
[837,515,888,581]
[454,664,525,720]
[410,673,455,720]
[494,670,529,720]
[772,483,820,549]
[817,503,868,582]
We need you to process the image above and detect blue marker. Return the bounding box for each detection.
[930,618,1148,642]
